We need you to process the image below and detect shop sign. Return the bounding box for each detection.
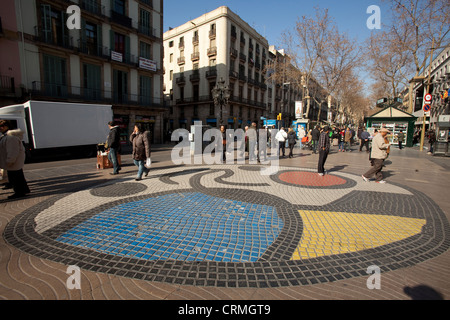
[111,51,123,62]
[139,57,157,71]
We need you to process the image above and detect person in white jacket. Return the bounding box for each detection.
[275,127,287,157]
[0,120,30,199]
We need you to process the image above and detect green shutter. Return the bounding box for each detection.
[97,23,103,56]
[125,35,130,63]
[41,4,51,42]
[140,75,152,105]
[110,29,115,53]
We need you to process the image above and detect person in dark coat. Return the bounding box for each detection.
[317,126,331,176]
[130,123,151,181]
[311,126,321,154]
[0,120,30,199]
[107,121,121,175]
[287,128,298,158]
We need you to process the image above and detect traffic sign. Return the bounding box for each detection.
[423,104,431,112]
[424,93,432,102]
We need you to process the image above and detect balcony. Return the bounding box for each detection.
[176,74,186,85]
[138,24,157,38]
[189,70,200,82]
[110,10,132,29]
[177,56,185,65]
[30,81,165,108]
[0,75,15,95]
[206,68,217,79]
[34,27,74,50]
[230,48,238,58]
[78,39,109,59]
[80,0,105,16]
[209,29,216,39]
[239,52,246,63]
[191,52,200,61]
[238,73,247,83]
[229,70,238,79]
[207,46,217,57]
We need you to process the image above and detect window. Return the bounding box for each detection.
[169,41,174,47]
[139,8,152,36]
[140,41,151,59]
[115,34,125,53]
[169,70,173,81]
[83,63,101,100]
[43,54,67,97]
[41,4,68,46]
[112,0,125,15]
[140,75,152,105]
[170,53,173,63]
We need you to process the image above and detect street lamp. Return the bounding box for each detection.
[212,77,231,126]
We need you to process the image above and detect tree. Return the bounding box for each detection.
[384,0,450,77]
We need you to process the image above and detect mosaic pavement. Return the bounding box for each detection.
[3,165,450,288]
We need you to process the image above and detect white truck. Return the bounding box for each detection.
[0,100,113,160]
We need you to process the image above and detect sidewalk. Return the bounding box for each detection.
[1,144,449,300]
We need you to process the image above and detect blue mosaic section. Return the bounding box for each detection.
[56,192,283,262]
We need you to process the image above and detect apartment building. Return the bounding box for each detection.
[412,45,450,129]
[163,6,270,130]
[0,0,165,143]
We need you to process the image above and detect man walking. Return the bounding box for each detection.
[317,126,331,176]
[107,121,121,175]
[362,127,391,184]
[359,128,370,152]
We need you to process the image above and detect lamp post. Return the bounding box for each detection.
[212,77,231,126]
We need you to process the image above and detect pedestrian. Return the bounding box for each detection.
[247,122,259,162]
[311,125,320,154]
[298,126,306,149]
[362,127,391,184]
[130,123,151,181]
[0,120,30,199]
[397,130,405,150]
[287,128,297,158]
[106,121,121,175]
[220,125,227,161]
[359,128,370,152]
[344,127,352,152]
[427,129,436,154]
[317,126,331,176]
[275,127,287,157]
[338,128,345,152]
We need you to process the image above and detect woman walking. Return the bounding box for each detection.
[130,123,151,181]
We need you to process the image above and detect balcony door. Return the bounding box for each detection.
[113,69,128,103]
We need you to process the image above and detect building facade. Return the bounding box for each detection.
[0,0,165,144]
[163,6,270,130]
[412,45,450,131]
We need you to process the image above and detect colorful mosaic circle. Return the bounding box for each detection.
[4,165,450,288]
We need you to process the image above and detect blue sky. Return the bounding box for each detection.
[163,0,389,48]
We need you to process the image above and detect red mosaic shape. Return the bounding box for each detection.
[278,171,347,187]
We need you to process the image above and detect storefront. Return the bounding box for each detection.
[365,106,417,147]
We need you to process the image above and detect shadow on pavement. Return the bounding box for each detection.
[404,285,444,300]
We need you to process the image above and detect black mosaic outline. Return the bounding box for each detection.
[90,182,148,197]
[3,166,450,288]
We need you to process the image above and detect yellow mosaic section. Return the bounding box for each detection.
[291,210,426,260]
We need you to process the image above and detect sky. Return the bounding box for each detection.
[163,0,389,49]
